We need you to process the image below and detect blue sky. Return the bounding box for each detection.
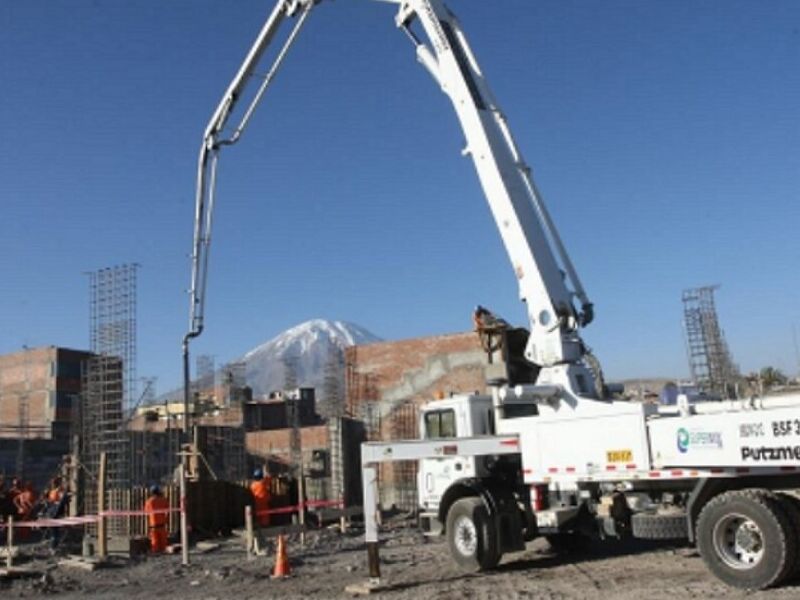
[1,0,798,394]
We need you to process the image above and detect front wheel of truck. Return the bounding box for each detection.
[446,497,501,572]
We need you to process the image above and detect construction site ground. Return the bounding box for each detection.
[4,520,800,599]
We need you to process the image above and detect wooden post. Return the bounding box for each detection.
[367,541,381,581]
[97,451,107,560]
[298,458,306,548]
[179,462,189,566]
[68,438,79,517]
[6,516,14,569]
[245,505,254,560]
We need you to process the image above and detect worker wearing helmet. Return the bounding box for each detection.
[249,468,272,527]
[144,484,170,553]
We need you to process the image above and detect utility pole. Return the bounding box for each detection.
[793,324,800,381]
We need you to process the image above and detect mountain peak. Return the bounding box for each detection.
[244,319,380,361]
[242,319,381,397]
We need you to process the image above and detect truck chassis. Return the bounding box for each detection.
[360,388,800,590]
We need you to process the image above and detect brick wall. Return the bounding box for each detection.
[246,425,330,461]
[345,331,491,507]
[0,347,92,441]
[346,331,488,422]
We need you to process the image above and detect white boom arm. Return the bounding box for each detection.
[393,0,600,399]
[183,0,603,407]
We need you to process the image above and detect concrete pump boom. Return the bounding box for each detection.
[183,0,603,427]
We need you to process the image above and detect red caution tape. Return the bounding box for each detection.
[254,498,344,517]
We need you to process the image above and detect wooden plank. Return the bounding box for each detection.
[0,567,43,579]
[344,580,397,596]
[5,516,13,568]
[57,556,102,572]
[245,505,254,560]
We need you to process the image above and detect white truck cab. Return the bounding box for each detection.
[418,395,494,516]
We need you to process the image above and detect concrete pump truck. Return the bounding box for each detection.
[182,0,800,590]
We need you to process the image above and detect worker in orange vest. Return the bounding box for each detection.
[47,478,61,502]
[44,477,65,517]
[144,485,170,553]
[250,468,272,527]
[13,482,36,520]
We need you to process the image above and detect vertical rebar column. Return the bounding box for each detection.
[82,264,139,536]
[389,401,418,512]
[682,285,739,398]
[329,417,343,504]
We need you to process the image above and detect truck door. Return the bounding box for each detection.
[418,406,466,510]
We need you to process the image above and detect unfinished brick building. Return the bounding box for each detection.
[345,331,492,508]
[0,346,94,484]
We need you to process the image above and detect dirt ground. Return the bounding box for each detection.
[4,523,800,599]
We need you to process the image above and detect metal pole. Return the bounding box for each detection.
[182,341,192,444]
[97,452,107,560]
[180,462,189,566]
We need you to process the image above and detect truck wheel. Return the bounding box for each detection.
[696,490,797,590]
[775,493,800,582]
[446,497,500,572]
[631,513,687,540]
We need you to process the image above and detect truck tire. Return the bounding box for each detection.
[696,489,797,590]
[775,493,800,582]
[631,512,687,540]
[445,497,501,572]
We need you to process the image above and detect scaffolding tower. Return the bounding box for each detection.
[285,388,302,479]
[80,264,138,534]
[221,361,246,406]
[195,354,216,396]
[682,285,739,398]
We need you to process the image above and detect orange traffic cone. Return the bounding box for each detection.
[271,534,291,578]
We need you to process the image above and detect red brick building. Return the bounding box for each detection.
[0,346,93,440]
[345,331,491,507]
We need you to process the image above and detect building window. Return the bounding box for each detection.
[424,409,457,439]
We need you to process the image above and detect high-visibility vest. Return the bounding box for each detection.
[145,495,169,528]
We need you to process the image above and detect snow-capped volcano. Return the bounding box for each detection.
[242,319,381,398]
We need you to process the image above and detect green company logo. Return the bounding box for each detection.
[677,428,690,453]
[676,428,723,454]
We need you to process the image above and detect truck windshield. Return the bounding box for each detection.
[424,409,456,439]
